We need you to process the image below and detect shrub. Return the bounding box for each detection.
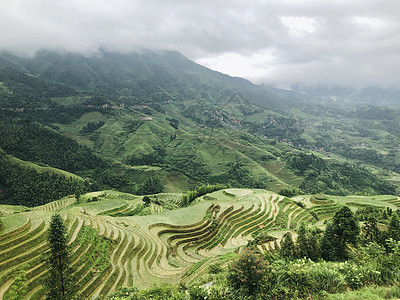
[180,184,227,207]
[209,263,222,274]
[268,259,347,298]
[228,249,269,296]
[142,196,151,206]
[279,187,302,198]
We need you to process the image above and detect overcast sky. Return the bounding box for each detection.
[1,0,400,88]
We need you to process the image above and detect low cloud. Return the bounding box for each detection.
[1,0,400,87]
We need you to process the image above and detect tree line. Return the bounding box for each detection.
[0,149,89,206]
[286,152,397,195]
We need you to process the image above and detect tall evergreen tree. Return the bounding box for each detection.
[321,206,360,261]
[388,213,400,241]
[320,222,341,261]
[45,214,72,299]
[280,232,296,259]
[296,222,309,258]
[296,223,320,260]
[363,216,381,243]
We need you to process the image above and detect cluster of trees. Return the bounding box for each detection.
[246,114,305,146]
[166,117,179,129]
[0,67,76,109]
[0,117,108,173]
[335,146,400,174]
[281,206,400,263]
[0,142,166,207]
[351,106,398,121]
[126,145,166,166]
[279,186,303,198]
[137,177,164,195]
[126,148,271,192]
[127,146,214,184]
[280,223,321,261]
[80,120,105,134]
[0,115,170,203]
[210,160,269,190]
[355,206,393,223]
[166,152,211,182]
[92,165,165,196]
[287,153,396,195]
[0,149,89,206]
[180,184,227,207]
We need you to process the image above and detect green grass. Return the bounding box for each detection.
[327,285,400,299]
[0,213,29,234]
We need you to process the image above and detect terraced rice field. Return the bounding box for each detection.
[0,189,394,298]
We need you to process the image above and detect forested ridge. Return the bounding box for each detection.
[0,148,89,206]
[0,116,107,172]
[286,153,396,195]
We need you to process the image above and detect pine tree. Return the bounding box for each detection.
[296,222,310,258]
[363,216,381,243]
[280,232,296,259]
[296,222,320,260]
[74,189,81,203]
[321,206,360,261]
[333,206,360,245]
[388,213,400,241]
[45,214,72,299]
[320,222,341,261]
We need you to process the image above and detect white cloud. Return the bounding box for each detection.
[280,16,317,37]
[1,0,400,87]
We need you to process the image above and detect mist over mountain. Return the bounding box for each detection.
[0,49,291,109]
[292,84,400,108]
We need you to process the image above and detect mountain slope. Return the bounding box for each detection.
[0,49,398,208]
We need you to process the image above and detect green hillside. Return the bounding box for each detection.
[1,50,399,209]
[2,49,400,299]
[1,188,398,299]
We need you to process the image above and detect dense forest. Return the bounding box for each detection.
[0,116,107,173]
[0,148,89,206]
[286,153,397,196]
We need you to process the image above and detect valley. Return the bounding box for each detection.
[1,50,400,299]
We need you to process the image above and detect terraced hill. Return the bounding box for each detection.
[0,189,398,299]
